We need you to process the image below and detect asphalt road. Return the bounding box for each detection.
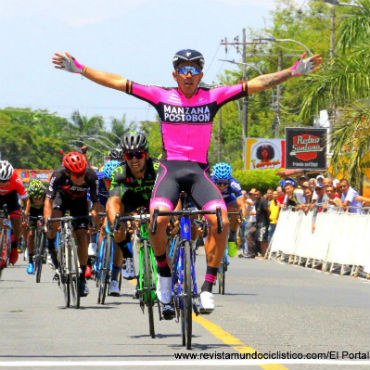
[0,250,369,370]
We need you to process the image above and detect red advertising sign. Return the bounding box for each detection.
[285,128,327,171]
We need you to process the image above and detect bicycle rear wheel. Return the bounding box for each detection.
[182,241,193,349]
[69,238,80,309]
[143,241,155,338]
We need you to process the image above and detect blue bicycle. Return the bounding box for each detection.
[151,191,223,350]
[97,220,114,304]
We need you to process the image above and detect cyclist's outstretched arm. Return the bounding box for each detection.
[247,53,322,95]
[52,52,127,92]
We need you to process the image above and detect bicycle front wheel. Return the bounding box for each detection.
[182,241,193,349]
[35,231,45,283]
[58,237,70,308]
[218,256,226,295]
[143,241,155,338]
[69,238,80,309]
[98,234,111,304]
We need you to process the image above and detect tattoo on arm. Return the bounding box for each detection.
[256,70,292,89]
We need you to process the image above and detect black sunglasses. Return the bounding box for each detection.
[216,180,229,186]
[124,151,146,160]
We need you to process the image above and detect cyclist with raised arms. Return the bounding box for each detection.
[0,160,28,267]
[23,180,46,274]
[53,48,322,313]
[44,152,100,297]
[211,162,246,258]
[105,132,161,302]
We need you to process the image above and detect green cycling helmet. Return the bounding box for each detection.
[28,180,46,199]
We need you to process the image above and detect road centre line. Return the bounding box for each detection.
[128,279,286,369]
[193,314,287,370]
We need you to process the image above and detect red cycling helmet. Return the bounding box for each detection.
[63,152,87,174]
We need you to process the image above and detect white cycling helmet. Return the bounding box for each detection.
[0,160,14,181]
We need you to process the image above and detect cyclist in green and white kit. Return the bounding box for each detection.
[23,180,46,274]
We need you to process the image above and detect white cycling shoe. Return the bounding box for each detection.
[88,242,98,257]
[199,291,215,314]
[156,275,172,304]
[121,258,136,280]
[108,280,120,297]
[156,276,174,320]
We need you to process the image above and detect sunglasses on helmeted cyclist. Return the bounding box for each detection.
[124,151,146,160]
[176,66,202,76]
[216,180,229,186]
[69,171,86,178]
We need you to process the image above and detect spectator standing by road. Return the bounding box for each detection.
[254,190,270,258]
[268,191,280,243]
[240,190,257,258]
[340,179,362,213]
[312,183,329,233]
[276,186,285,205]
[324,186,342,211]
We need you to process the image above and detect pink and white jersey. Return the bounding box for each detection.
[125,81,248,164]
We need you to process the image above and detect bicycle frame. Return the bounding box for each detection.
[172,216,199,315]
[138,223,158,304]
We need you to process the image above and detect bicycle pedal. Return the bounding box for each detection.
[53,273,60,283]
[139,301,145,313]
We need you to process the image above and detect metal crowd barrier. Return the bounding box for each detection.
[267,205,370,279]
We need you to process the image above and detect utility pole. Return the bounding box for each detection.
[217,108,222,162]
[273,50,284,138]
[221,30,265,169]
[330,6,336,58]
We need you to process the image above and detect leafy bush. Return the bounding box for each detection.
[233,169,281,193]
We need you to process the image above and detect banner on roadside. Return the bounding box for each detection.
[285,128,327,171]
[245,138,285,170]
[15,169,53,184]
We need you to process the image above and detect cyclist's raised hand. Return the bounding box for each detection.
[291,53,322,76]
[52,52,85,74]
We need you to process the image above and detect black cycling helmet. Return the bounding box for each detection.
[109,147,124,160]
[172,49,205,70]
[121,131,149,152]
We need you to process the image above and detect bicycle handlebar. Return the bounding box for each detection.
[151,207,223,235]
[113,212,150,231]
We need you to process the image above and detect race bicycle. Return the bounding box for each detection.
[0,206,11,276]
[151,192,223,349]
[96,216,114,305]
[114,210,161,338]
[29,215,47,283]
[47,216,82,308]
[217,210,242,295]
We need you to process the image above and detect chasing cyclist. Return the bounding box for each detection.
[211,162,246,258]
[23,180,46,274]
[52,48,322,313]
[0,160,28,267]
[105,132,161,302]
[44,152,100,297]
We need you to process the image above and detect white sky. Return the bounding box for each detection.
[0,0,301,126]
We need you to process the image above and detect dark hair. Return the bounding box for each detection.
[256,144,275,160]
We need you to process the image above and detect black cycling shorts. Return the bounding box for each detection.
[52,192,89,230]
[122,191,150,214]
[28,207,43,228]
[150,160,226,212]
[0,191,21,216]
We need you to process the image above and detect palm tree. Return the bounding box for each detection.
[299,0,370,186]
